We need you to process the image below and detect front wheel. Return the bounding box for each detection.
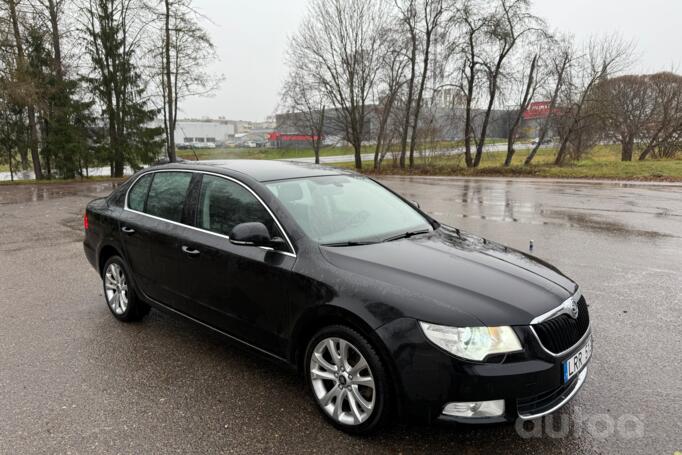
[102,256,149,322]
[305,325,391,434]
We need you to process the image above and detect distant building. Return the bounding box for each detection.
[274,105,514,148]
[174,120,236,147]
[150,117,280,149]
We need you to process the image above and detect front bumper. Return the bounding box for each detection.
[375,318,591,424]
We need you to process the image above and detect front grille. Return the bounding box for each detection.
[517,368,586,418]
[533,296,590,354]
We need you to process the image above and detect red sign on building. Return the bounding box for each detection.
[268,131,320,142]
[523,101,552,120]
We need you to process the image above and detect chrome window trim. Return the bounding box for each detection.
[517,367,588,420]
[123,168,296,258]
[530,323,591,358]
[530,289,582,325]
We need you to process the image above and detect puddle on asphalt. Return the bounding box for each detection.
[0,181,121,205]
[456,207,673,238]
[539,210,672,238]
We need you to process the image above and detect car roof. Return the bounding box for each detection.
[152,159,354,182]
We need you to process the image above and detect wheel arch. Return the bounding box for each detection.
[290,304,405,420]
[98,244,123,277]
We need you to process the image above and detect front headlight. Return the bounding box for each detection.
[419,322,522,361]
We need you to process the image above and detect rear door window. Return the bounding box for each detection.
[127,173,153,212]
[145,172,193,223]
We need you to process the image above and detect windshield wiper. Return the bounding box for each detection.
[382,229,431,243]
[321,240,377,247]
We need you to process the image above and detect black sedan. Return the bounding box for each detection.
[83,160,592,434]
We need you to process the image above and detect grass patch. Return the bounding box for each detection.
[332,145,682,182]
[175,139,507,162]
[177,146,356,161]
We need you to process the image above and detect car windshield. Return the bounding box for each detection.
[265,175,432,245]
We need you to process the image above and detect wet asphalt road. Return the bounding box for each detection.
[1,177,681,454]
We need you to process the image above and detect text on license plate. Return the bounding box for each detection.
[563,337,592,383]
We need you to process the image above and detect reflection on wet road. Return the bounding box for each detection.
[0,180,122,205]
[387,176,682,239]
[0,176,680,454]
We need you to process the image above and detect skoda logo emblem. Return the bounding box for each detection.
[568,300,579,319]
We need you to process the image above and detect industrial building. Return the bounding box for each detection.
[172,120,237,148]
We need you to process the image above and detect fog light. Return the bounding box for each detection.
[442,400,505,418]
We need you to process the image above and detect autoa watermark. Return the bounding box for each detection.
[515,407,645,439]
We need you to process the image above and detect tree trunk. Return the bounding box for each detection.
[353,142,362,169]
[554,136,570,165]
[526,55,569,166]
[16,112,29,169]
[638,144,654,161]
[621,136,634,161]
[505,55,537,167]
[463,51,476,168]
[399,34,417,169]
[463,79,474,168]
[504,139,515,167]
[474,97,494,167]
[26,106,43,179]
[373,125,384,171]
[315,106,325,165]
[8,0,43,179]
[47,0,63,81]
[408,29,434,168]
[8,149,14,182]
[164,0,176,162]
[474,62,503,168]
[374,92,397,171]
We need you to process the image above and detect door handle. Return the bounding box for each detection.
[181,245,200,256]
[121,226,135,234]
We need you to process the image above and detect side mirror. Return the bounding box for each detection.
[229,222,287,250]
[229,222,271,246]
[410,200,421,209]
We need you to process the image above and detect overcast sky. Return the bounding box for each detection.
[181,0,682,121]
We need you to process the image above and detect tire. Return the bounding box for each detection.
[101,255,150,322]
[304,325,391,435]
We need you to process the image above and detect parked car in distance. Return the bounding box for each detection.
[531,137,553,145]
[83,160,591,434]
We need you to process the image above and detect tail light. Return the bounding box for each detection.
[83,212,89,231]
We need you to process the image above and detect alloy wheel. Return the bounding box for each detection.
[309,337,376,426]
[104,263,129,315]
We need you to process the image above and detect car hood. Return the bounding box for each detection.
[319,226,577,326]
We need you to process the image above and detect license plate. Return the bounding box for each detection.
[563,337,592,383]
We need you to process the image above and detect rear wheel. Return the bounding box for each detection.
[305,325,390,434]
[102,256,149,322]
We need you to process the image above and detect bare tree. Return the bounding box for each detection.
[291,0,387,169]
[162,0,174,161]
[395,0,417,168]
[554,35,633,164]
[448,0,488,168]
[595,74,652,161]
[372,25,408,170]
[524,39,571,165]
[473,0,543,167]
[407,0,444,168]
[151,0,218,162]
[637,72,682,160]
[503,51,538,166]
[280,66,326,164]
